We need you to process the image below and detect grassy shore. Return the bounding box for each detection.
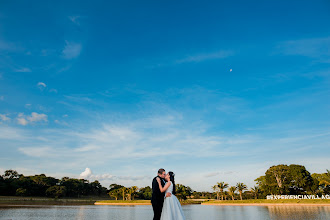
[202,199,330,206]
[0,196,101,206]
[95,199,202,205]
[95,200,151,205]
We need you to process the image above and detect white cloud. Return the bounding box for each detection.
[96,174,115,180]
[62,41,82,59]
[176,50,234,63]
[25,104,32,109]
[27,112,48,123]
[17,117,28,126]
[79,168,92,179]
[204,172,220,178]
[1,116,330,191]
[18,146,53,157]
[54,119,68,126]
[37,82,46,88]
[2,83,330,191]
[15,67,31,72]
[204,171,235,178]
[0,114,10,121]
[0,126,28,140]
[64,95,91,102]
[79,168,114,181]
[16,112,48,125]
[74,144,99,152]
[277,37,330,61]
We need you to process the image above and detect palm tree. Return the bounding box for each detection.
[212,185,220,200]
[236,182,247,200]
[250,186,260,199]
[224,191,228,200]
[228,186,237,200]
[217,182,229,200]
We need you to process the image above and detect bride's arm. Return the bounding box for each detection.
[156,178,171,193]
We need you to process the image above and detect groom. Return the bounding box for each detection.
[151,168,170,220]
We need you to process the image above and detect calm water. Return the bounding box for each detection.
[1,205,330,220]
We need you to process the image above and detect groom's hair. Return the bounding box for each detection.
[158,168,165,174]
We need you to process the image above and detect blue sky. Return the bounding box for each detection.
[0,0,330,191]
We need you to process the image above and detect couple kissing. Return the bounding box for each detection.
[151,168,185,220]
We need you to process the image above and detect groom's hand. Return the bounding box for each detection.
[166,192,171,197]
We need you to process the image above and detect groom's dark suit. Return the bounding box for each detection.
[151,176,165,220]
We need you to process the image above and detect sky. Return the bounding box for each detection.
[0,0,330,192]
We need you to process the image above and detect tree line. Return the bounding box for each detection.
[107,183,193,201]
[0,170,107,198]
[0,170,193,200]
[212,164,330,200]
[2,164,329,200]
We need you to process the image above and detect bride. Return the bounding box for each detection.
[156,171,185,220]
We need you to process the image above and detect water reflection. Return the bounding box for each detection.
[267,205,330,220]
[1,205,330,220]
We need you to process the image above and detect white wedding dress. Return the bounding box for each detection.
[160,181,185,220]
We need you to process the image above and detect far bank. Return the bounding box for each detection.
[202,199,330,206]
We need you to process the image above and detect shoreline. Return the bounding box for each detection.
[95,202,151,206]
[202,203,330,206]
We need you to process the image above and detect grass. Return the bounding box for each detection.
[96,200,151,204]
[0,196,100,205]
[96,199,202,205]
[203,199,330,204]
[180,200,202,205]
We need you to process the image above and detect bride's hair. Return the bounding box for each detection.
[168,171,176,195]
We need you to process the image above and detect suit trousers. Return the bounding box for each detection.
[152,201,163,220]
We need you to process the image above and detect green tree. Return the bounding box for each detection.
[1,170,23,195]
[288,164,313,194]
[138,186,152,200]
[16,188,27,196]
[319,170,330,186]
[176,184,193,201]
[3,170,21,179]
[257,164,316,196]
[223,191,228,200]
[127,186,138,200]
[109,183,124,191]
[312,170,330,194]
[60,178,82,197]
[119,187,127,200]
[250,186,260,199]
[236,182,247,200]
[109,189,121,200]
[46,186,66,198]
[90,180,106,196]
[212,185,220,200]
[217,182,229,200]
[191,191,201,199]
[266,165,290,194]
[30,174,59,196]
[228,186,236,200]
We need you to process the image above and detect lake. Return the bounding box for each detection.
[1,205,330,220]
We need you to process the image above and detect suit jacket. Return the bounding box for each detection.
[151,176,165,205]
